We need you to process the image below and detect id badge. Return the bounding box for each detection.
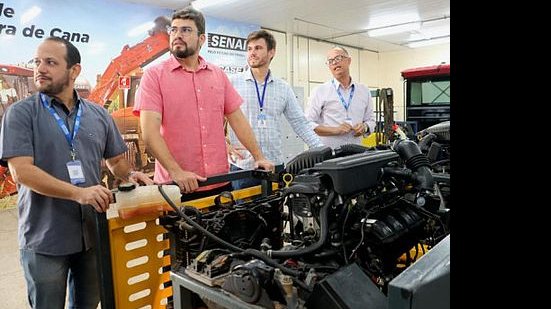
[344,115,353,125]
[257,113,267,128]
[66,160,85,184]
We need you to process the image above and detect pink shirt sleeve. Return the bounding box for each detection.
[133,67,162,116]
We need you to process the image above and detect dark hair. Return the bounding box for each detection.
[247,29,276,51]
[172,6,205,35]
[44,36,81,68]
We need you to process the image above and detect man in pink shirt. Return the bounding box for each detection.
[134,6,273,201]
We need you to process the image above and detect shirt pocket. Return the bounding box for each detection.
[208,85,225,106]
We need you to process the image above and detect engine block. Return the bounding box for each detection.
[160,138,450,308]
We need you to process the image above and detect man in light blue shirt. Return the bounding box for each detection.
[228,29,322,189]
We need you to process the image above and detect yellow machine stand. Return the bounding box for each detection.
[106,213,172,309]
[362,132,384,147]
[96,183,278,309]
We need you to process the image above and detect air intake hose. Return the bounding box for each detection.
[333,143,370,157]
[392,139,434,192]
[285,146,333,174]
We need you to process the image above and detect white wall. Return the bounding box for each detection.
[264,29,287,81]
[292,36,310,97]
[359,50,380,90]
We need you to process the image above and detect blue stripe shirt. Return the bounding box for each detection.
[229,69,322,169]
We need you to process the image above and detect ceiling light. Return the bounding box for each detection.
[367,22,421,37]
[408,33,428,41]
[406,36,450,48]
[367,12,420,30]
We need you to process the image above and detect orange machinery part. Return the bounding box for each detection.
[88,30,169,106]
[0,165,17,198]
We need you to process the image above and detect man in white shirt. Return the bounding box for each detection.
[305,47,375,149]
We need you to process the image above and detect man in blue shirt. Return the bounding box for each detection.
[0,37,152,309]
[228,30,323,189]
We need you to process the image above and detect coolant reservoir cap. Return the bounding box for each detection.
[118,182,136,192]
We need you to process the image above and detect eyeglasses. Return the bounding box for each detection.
[325,55,348,66]
[166,26,198,36]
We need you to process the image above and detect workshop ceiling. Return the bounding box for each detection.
[123,0,450,52]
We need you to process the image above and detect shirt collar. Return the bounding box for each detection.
[169,54,211,72]
[244,68,273,84]
[40,90,82,111]
[332,77,356,90]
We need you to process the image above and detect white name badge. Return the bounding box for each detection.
[66,160,85,185]
[257,113,267,128]
[344,114,353,125]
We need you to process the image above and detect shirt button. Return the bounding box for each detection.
[203,144,206,147]
[199,107,203,111]
[197,89,201,92]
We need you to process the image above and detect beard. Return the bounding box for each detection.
[248,57,268,69]
[171,41,198,59]
[36,71,71,96]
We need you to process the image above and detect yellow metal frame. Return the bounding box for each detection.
[183,183,279,210]
[107,213,173,308]
[361,132,384,147]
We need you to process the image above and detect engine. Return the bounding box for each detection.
[159,137,450,308]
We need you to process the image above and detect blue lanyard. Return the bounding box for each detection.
[332,79,355,112]
[40,93,82,159]
[252,70,270,112]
